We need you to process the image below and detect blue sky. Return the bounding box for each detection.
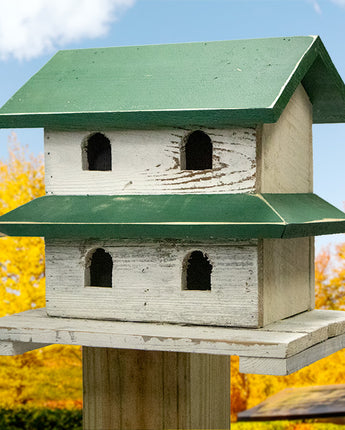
[0,0,344,251]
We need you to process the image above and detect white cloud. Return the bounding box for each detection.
[312,0,322,13]
[0,0,135,61]
[330,0,345,7]
[306,0,322,14]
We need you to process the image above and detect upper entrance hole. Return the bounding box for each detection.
[82,133,111,171]
[181,130,213,170]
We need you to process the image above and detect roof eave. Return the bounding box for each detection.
[0,108,277,130]
[0,193,344,241]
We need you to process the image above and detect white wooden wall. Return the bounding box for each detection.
[257,84,315,326]
[45,240,260,327]
[44,127,256,195]
[257,84,313,194]
[258,237,314,327]
[44,84,315,329]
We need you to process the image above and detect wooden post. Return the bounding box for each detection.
[83,347,230,430]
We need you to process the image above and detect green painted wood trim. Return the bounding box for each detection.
[264,37,345,124]
[0,36,343,129]
[263,194,345,237]
[0,108,276,130]
[0,194,344,240]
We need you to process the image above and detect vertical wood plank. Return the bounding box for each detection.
[257,84,313,194]
[190,354,231,429]
[257,84,315,325]
[260,237,314,326]
[83,347,230,430]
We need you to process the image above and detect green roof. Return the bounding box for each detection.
[0,193,344,240]
[0,36,344,129]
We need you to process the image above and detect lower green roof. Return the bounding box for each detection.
[0,194,344,241]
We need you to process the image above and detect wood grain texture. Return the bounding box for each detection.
[45,127,256,195]
[45,240,259,327]
[256,84,315,326]
[83,348,230,430]
[259,305,345,342]
[257,84,313,194]
[239,332,345,375]
[1,309,345,365]
[259,237,314,326]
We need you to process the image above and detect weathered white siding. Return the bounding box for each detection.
[45,240,259,327]
[44,127,256,195]
[43,85,315,328]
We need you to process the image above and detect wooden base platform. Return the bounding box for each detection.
[0,308,345,375]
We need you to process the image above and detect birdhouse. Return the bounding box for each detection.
[0,36,345,330]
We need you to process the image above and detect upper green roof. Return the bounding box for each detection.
[0,36,344,129]
[0,193,344,240]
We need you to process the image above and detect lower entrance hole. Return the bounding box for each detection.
[86,248,113,288]
[182,250,212,291]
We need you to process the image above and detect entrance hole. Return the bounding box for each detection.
[83,133,112,171]
[182,250,212,291]
[182,130,213,170]
[86,248,113,288]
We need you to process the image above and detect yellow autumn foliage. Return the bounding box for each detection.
[315,244,345,310]
[0,140,45,316]
[0,136,82,409]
